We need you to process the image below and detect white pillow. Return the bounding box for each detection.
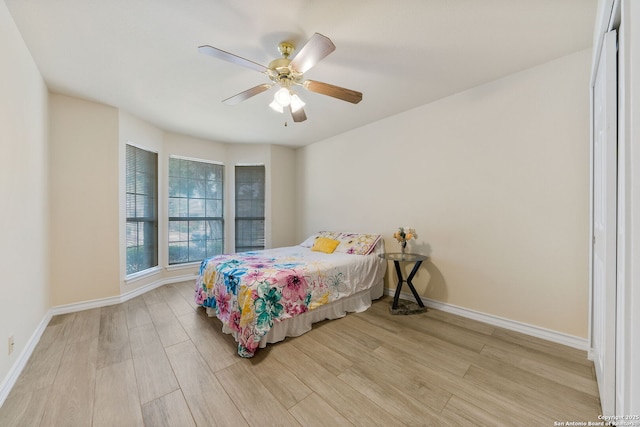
[299,234,319,248]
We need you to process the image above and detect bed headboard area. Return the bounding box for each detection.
[299,231,382,255]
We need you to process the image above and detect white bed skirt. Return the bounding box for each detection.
[217,278,385,348]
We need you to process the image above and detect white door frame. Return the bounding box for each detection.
[590,27,618,417]
[593,0,640,415]
[613,0,640,415]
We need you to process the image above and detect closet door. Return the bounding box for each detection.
[591,29,617,416]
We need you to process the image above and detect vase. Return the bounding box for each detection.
[400,241,407,257]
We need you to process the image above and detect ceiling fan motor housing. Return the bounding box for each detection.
[268,57,302,88]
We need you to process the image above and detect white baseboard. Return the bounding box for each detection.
[0,274,197,408]
[0,310,52,408]
[385,289,589,351]
[50,273,197,315]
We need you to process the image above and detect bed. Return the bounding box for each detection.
[194,232,387,357]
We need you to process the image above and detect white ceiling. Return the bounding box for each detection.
[6,0,596,147]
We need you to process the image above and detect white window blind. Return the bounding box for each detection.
[235,165,265,252]
[126,144,158,275]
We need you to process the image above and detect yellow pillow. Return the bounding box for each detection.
[311,237,340,254]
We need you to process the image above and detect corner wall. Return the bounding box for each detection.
[0,1,50,396]
[49,94,120,305]
[296,49,591,338]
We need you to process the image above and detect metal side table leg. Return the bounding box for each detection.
[392,260,405,310]
[406,260,425,308]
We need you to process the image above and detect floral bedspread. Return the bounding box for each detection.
[194,246,375,357]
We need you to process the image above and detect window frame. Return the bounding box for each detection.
[168,155,225,265]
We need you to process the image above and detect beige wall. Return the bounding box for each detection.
[0,1,49,385]
[49,94,120,305]
[270,145,297,248]
[296,49,591,338]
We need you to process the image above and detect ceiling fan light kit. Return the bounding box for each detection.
[289,94,305,112]
[198,33,362,123]
[269,99,284,113]
[274,87,292,107]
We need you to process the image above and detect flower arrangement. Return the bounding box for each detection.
[393,227,417,255]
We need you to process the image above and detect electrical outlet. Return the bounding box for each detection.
[8,336,14,355]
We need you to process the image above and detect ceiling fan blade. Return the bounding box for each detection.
[289,33,336,74]
[303,80,363,104]
[222,84,273,105]
[289,105,307,122]
[198,45,269,73]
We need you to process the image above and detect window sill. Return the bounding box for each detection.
[125,266,162,285]
[166,261,201,272]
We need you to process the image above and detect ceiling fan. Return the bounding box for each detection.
[198,33,363,123]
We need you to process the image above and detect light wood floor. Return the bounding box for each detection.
[0,280,601,426]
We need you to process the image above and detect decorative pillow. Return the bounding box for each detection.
[311,237,341,254]
[334,233,381,255]
[300,231,341,248]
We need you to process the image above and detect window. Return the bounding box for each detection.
[235,165,265,252]
[126,144,158,275]
[168,157,224,264]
